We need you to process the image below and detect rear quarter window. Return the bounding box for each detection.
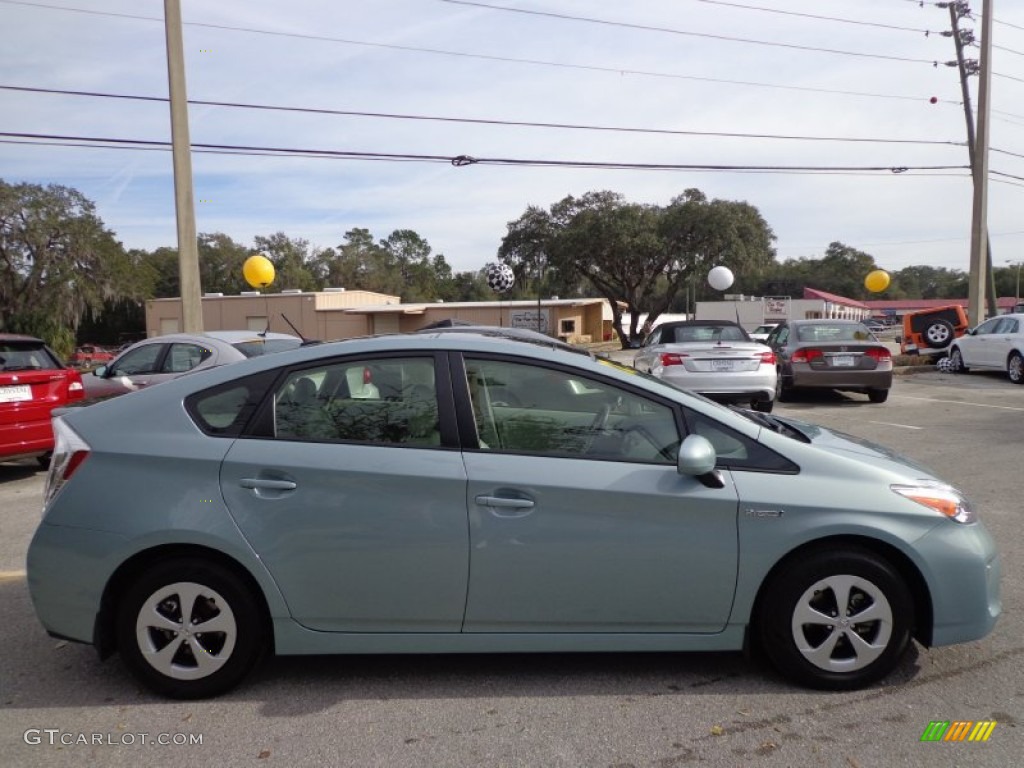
[185,370,278,436]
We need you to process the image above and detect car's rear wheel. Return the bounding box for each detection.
[116,558,264,699]
[1008,351,1024,384]
[751,397,774,413]
[775,371,793,402]
[949,347,968,373]
[923,319,954,349]
[867,388,889,404]
[756,548,912,690]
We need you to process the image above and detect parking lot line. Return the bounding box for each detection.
[892,395,1024,412]
[867,421,923,430]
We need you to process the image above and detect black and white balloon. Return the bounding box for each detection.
[485,262,515,293]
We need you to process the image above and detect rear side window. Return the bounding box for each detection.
[232,339,302,358]
[0,341,62,371]
[186,370,278,437]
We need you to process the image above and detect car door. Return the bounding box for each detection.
[92,342,166,396]
[989,317,1019,366]
[633,326,662,371]
[962,317,1002,367]
[218,353,470,632]
[457,355,740,633]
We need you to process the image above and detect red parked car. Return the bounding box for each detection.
[0,334,84,466]
[68,344,115,367]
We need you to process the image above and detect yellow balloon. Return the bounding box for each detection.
[243,254,275,289]
[864,269,890,293]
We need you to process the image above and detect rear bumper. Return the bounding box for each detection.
[0,418,53,459]
[658,369,776,401]
[789,365,892,390]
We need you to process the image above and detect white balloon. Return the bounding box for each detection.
[708,266,734,291]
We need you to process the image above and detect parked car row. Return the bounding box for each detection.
[1,331,301,466]
[633,319,893,410]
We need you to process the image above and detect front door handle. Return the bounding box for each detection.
[475,495,534,509]
[475,495,535,517]
[240,478,297,491]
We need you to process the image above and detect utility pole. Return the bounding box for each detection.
[966,0,994,326]
[949,3,998,319]
[164,0,203,333]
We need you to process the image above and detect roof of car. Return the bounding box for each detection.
[657,320,743,328]
[0,333,44,342]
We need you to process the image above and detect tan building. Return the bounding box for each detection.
[146,291,614,343]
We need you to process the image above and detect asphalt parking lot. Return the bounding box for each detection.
[1,369,1021,767]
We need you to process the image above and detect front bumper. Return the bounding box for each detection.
[915,519,1001,647]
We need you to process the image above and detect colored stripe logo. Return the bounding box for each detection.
[920,721,997,742]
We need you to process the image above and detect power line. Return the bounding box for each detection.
[0,130,972,174]
[689,0,934,34]
[0,84,969,148]
[439,0,941,65]
[0,0,961,104]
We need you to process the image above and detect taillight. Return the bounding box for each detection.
[757,350,776,365]
[865,347,892,362]
[42,417,90,510]
[660,353,688,366]
[66,371,84,401]
[792,349,823,363]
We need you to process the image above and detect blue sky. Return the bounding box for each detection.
[3,0,1024,275]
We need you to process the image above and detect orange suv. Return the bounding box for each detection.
[899,305,970,357]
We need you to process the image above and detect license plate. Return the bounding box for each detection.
[0,384,32,403]
[832,355,855,367]
[711,359,735,371]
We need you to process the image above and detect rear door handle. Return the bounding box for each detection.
[240,478,297,491]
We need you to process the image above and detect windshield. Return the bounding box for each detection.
[232,339,303,358]
[0,341,62,371]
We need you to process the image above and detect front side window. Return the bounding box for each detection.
[463,358,680,462]
[110,344,163,376]
[272,357,439,446]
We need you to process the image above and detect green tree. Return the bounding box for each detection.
[254,232,319,292]
[0,180,136,355]
[499,189,776,347]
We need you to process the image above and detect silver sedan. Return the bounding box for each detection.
[633,321,777,411]
[83,330,301,400]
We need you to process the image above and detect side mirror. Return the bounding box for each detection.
[93,365,107,377]
[677,434,717,476]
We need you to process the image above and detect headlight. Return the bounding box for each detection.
[891,481,976,524]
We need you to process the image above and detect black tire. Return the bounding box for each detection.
[751,397,774,413]
[116,558,265,699]
[775,370,793,403]
[949,346,968,373]
[36,453,52,469]
[755,548,913,690]
[867,388,889,404]
[1008,351,1024,385]
[923,319,954,349]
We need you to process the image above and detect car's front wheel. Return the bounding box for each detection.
[116,558,265,699]
[756,548,913,690]
[949,347,968,373]
[1008,351,1024,384]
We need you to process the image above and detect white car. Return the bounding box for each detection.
[948,313,1024,384]
[633,320,777,411]
[749,323,779,342]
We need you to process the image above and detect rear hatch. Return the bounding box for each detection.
[0,341,79,428]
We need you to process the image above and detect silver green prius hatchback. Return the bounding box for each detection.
[27,332,1000,698]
